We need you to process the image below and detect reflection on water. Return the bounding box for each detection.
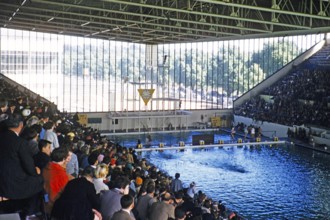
[109,132,330,219]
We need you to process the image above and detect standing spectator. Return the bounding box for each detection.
[33,139,52,171]
[93,163,109,194]
[149,192,175,220]
[171,173,183,193]
[43,147,73,213]
[0,99,8,115]
[230,127,236,140]
[39,114,49,139]
[175,207,186,220]
[135,184,156,220]
[250,127,255,140]
[43,121,59,151]
[51,166,102,220]
[0,114,44,218]
[20,126,39,156]
[187,182,197,199]
[65,145,79,178]
[100,176,131,220]
[112,194,136,220]
[244,126,248,141]
[6,100,18,115]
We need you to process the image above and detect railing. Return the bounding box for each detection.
[262,130,277,137]
[135,141,286,152]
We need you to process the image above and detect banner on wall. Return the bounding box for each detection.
[211,116,221,127]
[138,89,155,105]
[78,114,88,126]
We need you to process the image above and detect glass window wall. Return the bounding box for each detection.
[0,28,323,112]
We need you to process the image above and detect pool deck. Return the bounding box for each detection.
[101,127,330,154]
[219,128,330,154]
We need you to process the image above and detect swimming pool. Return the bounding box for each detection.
[108,131,330,219]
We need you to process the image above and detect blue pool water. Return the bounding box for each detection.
[108,131,330,219]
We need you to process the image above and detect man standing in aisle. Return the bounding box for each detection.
[0,114,44,218]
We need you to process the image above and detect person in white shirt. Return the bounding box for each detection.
[187,182,197,199]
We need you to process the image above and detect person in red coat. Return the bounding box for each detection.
[43,147,73,214]
[51,166,102,220]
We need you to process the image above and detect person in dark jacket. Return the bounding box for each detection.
[51,166,102,220]
[33,139,52,171]
[112,194,136,220]
[0,114,44,218]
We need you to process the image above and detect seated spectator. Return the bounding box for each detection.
[51,166,102,220]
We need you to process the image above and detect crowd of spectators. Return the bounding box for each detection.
[234,66,330,129]
[0,77,242,220]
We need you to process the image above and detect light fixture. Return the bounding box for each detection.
[271,17,279,23]
[199,17,206,23]
[91,31,100,36]
[175,22,182,27]
[318,11,326,16]
[187,30,193,34]
[47,17,54,22]
[143,30,156,34]
[101,29,110,33]
[271,4,280,10]
[209,26,216,31]
[156,26,162,30]
[236,22,243,28]
[81,22,90,26]
[230,12,238,17]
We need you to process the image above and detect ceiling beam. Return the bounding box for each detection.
[196,0,330,21]
[99,0,311,29]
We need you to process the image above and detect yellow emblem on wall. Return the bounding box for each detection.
[138,89,155,105]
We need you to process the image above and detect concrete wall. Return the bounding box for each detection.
[81,109,233,132]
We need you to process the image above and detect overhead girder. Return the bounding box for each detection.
[0,0,329,44]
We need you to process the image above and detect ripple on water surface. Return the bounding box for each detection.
[142,143,330,219]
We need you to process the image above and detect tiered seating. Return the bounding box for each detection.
[235,45,330,129]
[1,76,243,220]
[308,44,330,68]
